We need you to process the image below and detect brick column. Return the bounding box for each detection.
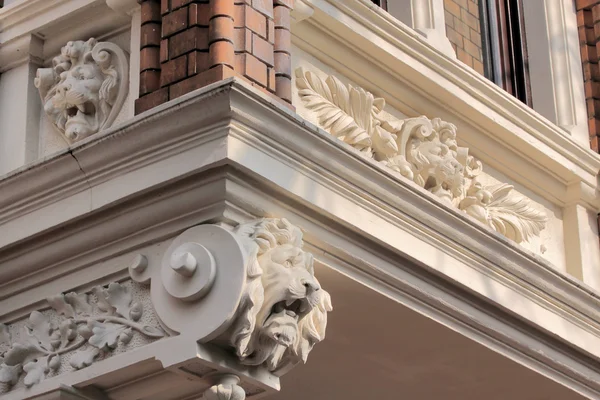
[274,0,292,102]
[135,0,294,114]
[138,0,165,111]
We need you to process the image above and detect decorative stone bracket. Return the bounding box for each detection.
[295,67,548,244]
[129,218,332,396]
[0,219,331,399]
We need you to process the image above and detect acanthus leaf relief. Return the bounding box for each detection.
[0,282,164,393]
[35,38,129,143]
[295,68,547,243]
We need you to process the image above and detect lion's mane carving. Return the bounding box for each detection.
[35,38,128,142]
[227,218,332,376]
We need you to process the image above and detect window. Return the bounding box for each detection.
[480,0,531,105]
[371,0,387,11]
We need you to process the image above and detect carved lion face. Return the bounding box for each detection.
[35,38,127,143]
[50,62,105,140]
[417,140,465,202]
[229,219,331,376]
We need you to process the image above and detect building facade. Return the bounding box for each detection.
[1,0,600,399]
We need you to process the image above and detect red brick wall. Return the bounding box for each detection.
[444,0,484,75]
[135,0,293,114]
[576,0,600,153]
[575,0,600,246]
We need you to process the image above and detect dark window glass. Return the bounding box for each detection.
[371,0,387,10]
[480,0,531,105]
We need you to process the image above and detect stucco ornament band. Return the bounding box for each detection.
[0,282,164,393]
[295,68,547,243]
[132,218,332,379]
[34,38,129,143]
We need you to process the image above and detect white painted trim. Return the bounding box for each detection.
[387,0,456,58]
[0,0,130,71]
[523,0,589,145]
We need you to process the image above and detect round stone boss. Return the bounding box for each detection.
[151,225,247,340]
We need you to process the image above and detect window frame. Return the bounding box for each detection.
[480,0,532,106]
[371,0,388,11]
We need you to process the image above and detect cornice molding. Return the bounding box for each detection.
[0,80,599,375]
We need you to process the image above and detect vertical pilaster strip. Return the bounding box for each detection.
[273,0,292,103]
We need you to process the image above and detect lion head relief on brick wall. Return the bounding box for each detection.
[35,38,129,143]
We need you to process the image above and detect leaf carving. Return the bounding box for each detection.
[3,342,44,366]
[47,295,75,318]
[70,347,100,370]
[65,292,93,315]
[88,321,125,350]
[295,68,374,153]
[23,356,49,387]
[485,184,548,243]
[103,282,133,319]
[92,285,113,314]
[1,281,165,393]
[26,312,54,352]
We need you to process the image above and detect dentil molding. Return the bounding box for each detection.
[295,67,548,243]
[34,38,129,143]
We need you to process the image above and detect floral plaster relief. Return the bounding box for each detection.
[294,67,547,244]
[0,281,164,393]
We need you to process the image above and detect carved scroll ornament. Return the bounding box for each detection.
[295,68,547,243]
[0,282,164,393]
[131,218,332,382]
[35,38,129,143]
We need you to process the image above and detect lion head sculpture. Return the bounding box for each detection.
[34,38,128,142]
[380,116,481,205]
[226,218,332,376]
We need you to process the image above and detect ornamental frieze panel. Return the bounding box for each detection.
[295,67,547,243]
[0,281,165,393]
[34,38,129,143]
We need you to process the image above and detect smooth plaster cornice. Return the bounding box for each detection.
[293,0,600,211]
[1,80,600,379]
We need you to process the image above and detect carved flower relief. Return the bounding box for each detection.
[295,67,547,243]
[0,282,164,393]
[34,38,129,143]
